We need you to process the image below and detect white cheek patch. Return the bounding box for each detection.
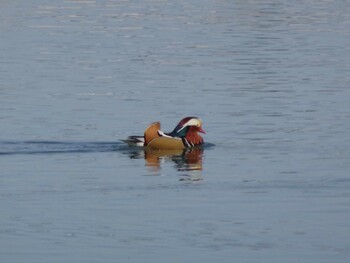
[177,118,202,132]
[185,118,202,127]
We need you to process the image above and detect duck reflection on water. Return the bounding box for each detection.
[127,147,204,180]
[145,147,203,170]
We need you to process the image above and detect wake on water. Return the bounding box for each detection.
[0,141,215,156]
[0,141,125,155]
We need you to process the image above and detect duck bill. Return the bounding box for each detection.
[198,127,206,134]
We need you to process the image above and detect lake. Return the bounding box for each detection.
[1,0,350,262]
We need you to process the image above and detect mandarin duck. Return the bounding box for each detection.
[124,117,205,150]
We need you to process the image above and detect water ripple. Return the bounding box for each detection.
[0,141,124,155]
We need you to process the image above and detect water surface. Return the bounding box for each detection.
[1,0,350,262]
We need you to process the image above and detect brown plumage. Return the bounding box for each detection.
[144,122,160,145]
[185,126,204,146]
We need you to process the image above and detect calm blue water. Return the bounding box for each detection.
[1,0,350,262]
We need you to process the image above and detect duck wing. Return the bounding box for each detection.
[144,122,161,146]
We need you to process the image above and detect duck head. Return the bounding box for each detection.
[169,117,206,146]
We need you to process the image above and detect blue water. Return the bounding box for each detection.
[1,1,350,262]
